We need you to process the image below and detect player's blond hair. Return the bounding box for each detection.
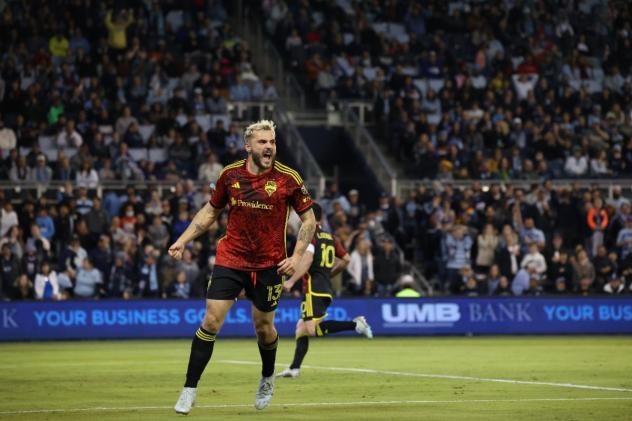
[243,119,276,142]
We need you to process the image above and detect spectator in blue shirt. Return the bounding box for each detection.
[519,217,546,252]
[442,225,473,293]
[35,208,55,242]
[167,270,192,299]
[512,264,538,296]
[229,75,251,101]
[74,257,102,298]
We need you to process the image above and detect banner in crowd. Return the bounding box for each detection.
[1,297,631,341]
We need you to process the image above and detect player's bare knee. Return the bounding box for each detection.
[253,317,275,338]
[202,311,222,332]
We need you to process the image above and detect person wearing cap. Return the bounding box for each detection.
[28,154,52,184]
[347,189,366,228]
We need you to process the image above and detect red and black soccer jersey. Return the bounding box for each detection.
[209,159,313,270]
[301,226,347,297]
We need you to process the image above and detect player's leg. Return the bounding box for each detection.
[249,267,282,410]
[252,305,278,409]
[317,317,373,338]
[175,298,233,414]
[175,265,243,415]
[311,295,373,338]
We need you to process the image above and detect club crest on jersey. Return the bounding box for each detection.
[265,180,277,196]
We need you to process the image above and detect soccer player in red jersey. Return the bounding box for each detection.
[169,120,316,413]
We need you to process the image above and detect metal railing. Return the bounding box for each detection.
[327,100,375,126]
[339,103,397,195]
[395,179,632,199]
[228,101,276,121]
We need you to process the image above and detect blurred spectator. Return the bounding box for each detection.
[198,152,224,184]
[442,225,473,293]
[394,274,422,298]
[14,274,35,300]
[603,275,625,295]
[28,155,53,184]
[137,251,160,297]
[34,261,60,300]
[74,257,102,298]
[347,238,374,296]
[108,253,133,299]
[1,202,18,237]
[1,244,20,299]
[167,270,192,299]
[512,264,538,296]
[373,238,401,297]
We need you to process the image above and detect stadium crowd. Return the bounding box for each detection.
[1,0,632,300]
[262,0,632,178]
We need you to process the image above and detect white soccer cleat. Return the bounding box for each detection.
[254,375,275,410]
[276,368,300,378]
[174,387,196,415]
[353,316,373,339]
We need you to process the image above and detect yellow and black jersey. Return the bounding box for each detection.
[301,226,347,297]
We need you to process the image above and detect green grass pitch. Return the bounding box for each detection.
[1,336,631,420]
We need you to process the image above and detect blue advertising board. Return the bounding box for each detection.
[1,297,631,341]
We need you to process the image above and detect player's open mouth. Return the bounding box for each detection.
[262,151,272,161]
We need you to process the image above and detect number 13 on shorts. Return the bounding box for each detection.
[267,284,283,306]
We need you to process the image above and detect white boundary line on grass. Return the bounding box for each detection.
[1,397,632,415]
[217,360,632,393]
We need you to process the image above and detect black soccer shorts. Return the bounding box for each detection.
[206,265,283,312]
[300,293,332,321]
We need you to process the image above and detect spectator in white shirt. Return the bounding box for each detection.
[512,73,539,100]
[590,150,610,176]
[0,201,18,237]
[34,261,60,300]
[76,159,100,189]
[520,242,547,278]
[56,119,83,147]
[564,147,588,177]
[0,118,16,154]
[197,151,224,184]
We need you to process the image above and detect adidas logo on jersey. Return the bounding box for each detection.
[231,181,240,189]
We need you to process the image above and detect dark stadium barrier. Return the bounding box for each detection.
[1,297,631,341]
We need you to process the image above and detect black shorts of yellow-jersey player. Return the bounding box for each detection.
[300,272,334,322]
[207,265,283,313]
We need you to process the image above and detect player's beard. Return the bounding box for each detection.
[251,149,275,170]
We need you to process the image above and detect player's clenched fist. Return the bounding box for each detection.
[168,242,185,260]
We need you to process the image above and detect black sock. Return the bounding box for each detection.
[316,321,357,336]
[290,336,309,369]
[184,327,216,388]
[258,335,278,377]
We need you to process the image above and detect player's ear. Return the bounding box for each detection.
[244,138,251,153]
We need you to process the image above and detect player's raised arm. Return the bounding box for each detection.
[277,208,316,276]
[168,202,222,260]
